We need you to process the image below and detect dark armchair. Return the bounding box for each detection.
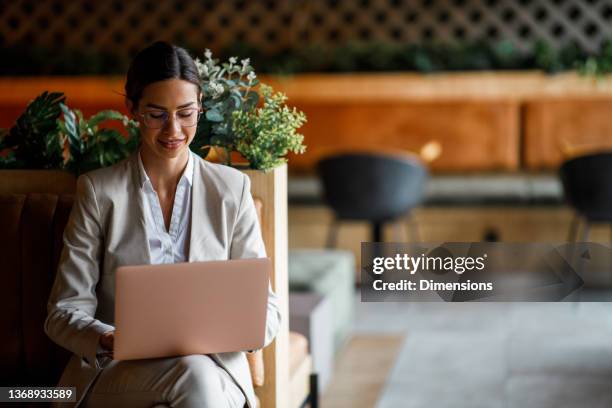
[317,151,428,245]
[560,151,612,242]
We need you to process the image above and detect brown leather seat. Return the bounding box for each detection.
[0,193,73,387]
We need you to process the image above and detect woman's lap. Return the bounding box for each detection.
[82,354,245,408]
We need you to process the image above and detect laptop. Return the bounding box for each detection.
[113,258,271,361]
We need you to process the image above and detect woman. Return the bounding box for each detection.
[44,41,280,408]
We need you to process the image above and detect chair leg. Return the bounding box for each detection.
[326,219,339,248]
[573,221,591,290]
[573,220,591,269]
[570,219,591,270]
[308,373,319,408]
[567,215,581,243]
[372,221,384,242]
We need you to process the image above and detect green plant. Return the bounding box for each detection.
[0,91,139,174]
[58,105,140,174]
[232,84,306,171]
[4,39,612,76]
[193,50,260,162]
[0,91,65,169]
[194,50,307,170]
[577,41,612,78]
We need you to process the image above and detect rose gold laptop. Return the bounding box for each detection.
[113,258,271,361]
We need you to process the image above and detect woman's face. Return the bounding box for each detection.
[132,78,201,161]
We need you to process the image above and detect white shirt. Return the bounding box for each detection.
[137,151,194,264]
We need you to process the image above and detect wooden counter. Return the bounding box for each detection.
[2,72,612,173]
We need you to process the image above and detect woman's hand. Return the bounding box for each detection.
[99,331,114,357]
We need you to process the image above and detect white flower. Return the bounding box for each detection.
[247,71,257,82]
[229,56,237,65]
[209,81,224,99]
[195,58,208,77]
[241,58,250,69]
[204,49,212,60]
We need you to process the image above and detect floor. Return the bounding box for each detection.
[289,205,612,283]
[292,204,612,407]
[321,335,404,408]
[326,297,612,408]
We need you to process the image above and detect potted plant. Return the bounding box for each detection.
[0,91,139,193]
[193,49,306,170]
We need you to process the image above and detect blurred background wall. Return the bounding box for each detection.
[2,0,612,74]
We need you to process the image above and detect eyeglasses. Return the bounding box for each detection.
[139,108,202,129]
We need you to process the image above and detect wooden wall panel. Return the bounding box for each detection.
[3,73,612,173]
[287,99,520,173]
[0,77,127,129]
[523,98,612,170]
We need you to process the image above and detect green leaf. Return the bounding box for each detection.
[245,91,259,107]
[4,91,65,168]
[96,128,125,143]
[203,99,218,109]
[214,124,228,136]
[60,103,82,153]
[230,93,242,108]
[0,148,18,168]
[87,110,126,128]
[205,109,224,122]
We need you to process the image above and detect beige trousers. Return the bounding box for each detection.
[82,354,246,408]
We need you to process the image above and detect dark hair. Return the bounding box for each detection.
[125,41,201,109]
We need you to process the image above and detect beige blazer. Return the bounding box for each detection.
[44,152,281,408]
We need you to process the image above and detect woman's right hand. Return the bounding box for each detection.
[99,330,114,353]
